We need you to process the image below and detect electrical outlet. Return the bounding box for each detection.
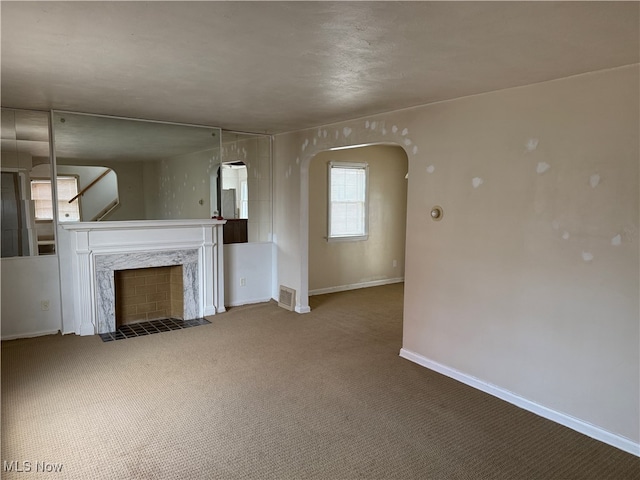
[392,260,397,268]
[41,300,50,311]
[240,278,246,287]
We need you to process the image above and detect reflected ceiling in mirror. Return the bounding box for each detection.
[52,111,222,222]
[53,112,220,161]
[2,108,50,165]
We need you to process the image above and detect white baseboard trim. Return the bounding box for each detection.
[226,297,272,308]
[309,277,404,296]
[295,305,311,314]
[399,348,640,457]
[2,329,60,341]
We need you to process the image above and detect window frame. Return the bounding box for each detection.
[30,175,81,223]
[327,161,369,242]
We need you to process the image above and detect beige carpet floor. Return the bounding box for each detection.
[2,283,639,479]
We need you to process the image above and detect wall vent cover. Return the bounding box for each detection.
[278,285,296,311]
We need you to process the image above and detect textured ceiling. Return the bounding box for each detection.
[1,1,638,134]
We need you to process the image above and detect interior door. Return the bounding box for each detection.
[1,172,22,257]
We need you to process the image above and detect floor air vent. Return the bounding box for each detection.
[278,285,296,311]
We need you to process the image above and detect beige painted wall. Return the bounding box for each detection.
[309,145,407,292]
[273,65,639,446]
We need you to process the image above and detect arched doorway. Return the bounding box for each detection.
[299,142,409,312]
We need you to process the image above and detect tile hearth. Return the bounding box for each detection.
[99,317,211,342]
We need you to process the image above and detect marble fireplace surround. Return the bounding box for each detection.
[96,250,197,333]
[60,220,226,335]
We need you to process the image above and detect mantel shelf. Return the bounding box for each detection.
[61,219,227,231]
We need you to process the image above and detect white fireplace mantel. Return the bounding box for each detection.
[58,219,226,335]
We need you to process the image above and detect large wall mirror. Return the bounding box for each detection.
[219,131,272,243]
[52,111,221,222]
[52,112,272,243]
[1,108,55,257]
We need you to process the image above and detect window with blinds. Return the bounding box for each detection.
[31,177,80,222]
[328,162,369,241]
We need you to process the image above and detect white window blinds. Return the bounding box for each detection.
[31,177,80,222]
[328,162,368,240]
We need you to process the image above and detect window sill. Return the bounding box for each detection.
[327,235,369,243]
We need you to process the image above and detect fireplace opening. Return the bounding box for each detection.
[114,265,184,328]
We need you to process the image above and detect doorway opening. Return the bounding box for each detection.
[306,144,408,311]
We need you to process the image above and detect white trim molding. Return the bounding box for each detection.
[309,277,404,296]
[226,297,273,308]
[2,329,60,341]
[399,348,640,457]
